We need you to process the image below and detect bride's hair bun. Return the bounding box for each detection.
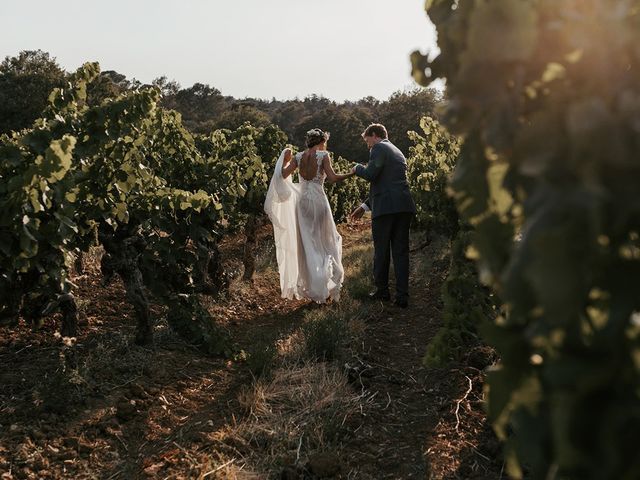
[305,128,330,148]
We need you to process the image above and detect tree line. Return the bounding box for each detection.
[0,50,441,163]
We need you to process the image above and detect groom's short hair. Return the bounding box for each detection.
[362,124,388,139]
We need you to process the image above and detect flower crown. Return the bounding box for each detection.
[306,128,326,138]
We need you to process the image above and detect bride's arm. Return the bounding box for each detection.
[322,153,354,184]
[281,149,297,178]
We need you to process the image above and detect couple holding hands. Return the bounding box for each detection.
[263,123,416,308]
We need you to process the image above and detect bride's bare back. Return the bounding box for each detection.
[299,149,321,181]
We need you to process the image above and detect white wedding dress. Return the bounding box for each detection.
[264,149,344,303]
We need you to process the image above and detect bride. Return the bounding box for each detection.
[264,128,354,303]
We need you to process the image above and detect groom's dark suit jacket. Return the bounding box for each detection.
[355,139,416,218]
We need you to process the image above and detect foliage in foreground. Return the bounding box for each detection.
[413,1,640,478]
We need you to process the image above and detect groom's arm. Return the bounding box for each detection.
[354,144,384,182]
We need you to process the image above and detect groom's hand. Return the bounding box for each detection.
[350,205,365,222]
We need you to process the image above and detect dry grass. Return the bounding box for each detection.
[210,362,360,477]
[275,329,306,359]
[202,226,375,478]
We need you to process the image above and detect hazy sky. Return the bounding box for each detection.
[1,0,439,101]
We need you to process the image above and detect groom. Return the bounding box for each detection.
[350,124,416,308]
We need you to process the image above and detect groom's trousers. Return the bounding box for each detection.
[371,212,413,300]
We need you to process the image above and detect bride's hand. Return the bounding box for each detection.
[281,148,297,178]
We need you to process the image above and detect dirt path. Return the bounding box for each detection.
[338,235,501,479]
[0,224,501,479]
[339,246,449,478]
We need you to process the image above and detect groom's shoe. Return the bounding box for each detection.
[368,289,390,301]
[394,297,409,309]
